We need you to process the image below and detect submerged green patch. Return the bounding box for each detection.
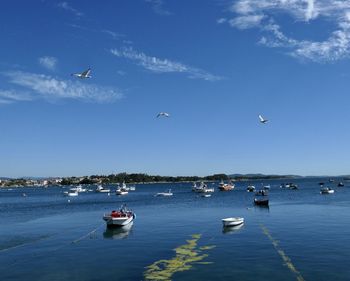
[144,234,215,281]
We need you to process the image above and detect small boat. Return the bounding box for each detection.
[64,190,79,197]
[255,189,268,196]
[222,217,244,227]
[247,185,255,192]
[116,188,128,195]
[320,187,335,194]
[96,185,110,193]
[218,179,234,191]
[254,198,269,206]
[319,182,325,186]
[338,182,344,187]
[128,186,136,191]
[70,185,87,193]
[103,205,135,227]
[329,178,334,182]
[263,184,271,190]
[155,189,173,197]
[192,182,209,193]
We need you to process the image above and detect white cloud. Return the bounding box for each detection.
[229,14,265,29]
[101,30,124,40]
[57,2,83,17]
[110,47,222,81]
[145,0,172,16]
[0,89,32,104]
[217,18,227,24]
[226,0,350,62]
[2,71,123,103]
[38,56,57,71]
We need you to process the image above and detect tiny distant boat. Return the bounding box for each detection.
[96,185,110,193]
[329,178,334,182]
[319,182,325,186]
[103,205,135,227]
[247,185,255,192]
[128,186,136,191]
[320,187,335,194]
[116,188,128,195]
[70,185,87,193]
[338,182,344,187]
[218,179,234,191]
[222,217,244,227]
[192,182,211,192]
[254,198,269,206]
[64,190,79,197]
[263,184,271,190]
[155,189,173,197]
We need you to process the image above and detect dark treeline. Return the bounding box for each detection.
[60,173,231,185]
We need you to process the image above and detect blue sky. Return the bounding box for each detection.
[1,0,350,177]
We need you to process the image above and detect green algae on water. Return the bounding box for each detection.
[144,234,215,281]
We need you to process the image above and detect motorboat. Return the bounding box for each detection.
[96,185,110,193]
[255,190,268,196]
[254,198,269,206]
[247,185,255,192]
[222,217,244,227]
[70,185,87,193]
[320,187,335,194]
[263,184,271,190]
[338,182,344,187]
[155,189,173,197]
[116,188,128,195]
[198,184,214,193]
[218,179,234,191]
[64,190,79,197]
[192,182,207,192]
[103,205,135,227]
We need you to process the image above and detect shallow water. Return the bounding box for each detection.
[0,178,349,281]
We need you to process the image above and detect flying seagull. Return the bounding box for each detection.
[259,114,268,124]
[71,68,92,79]
[157,112,170,118]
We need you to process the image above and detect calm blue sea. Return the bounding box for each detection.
[1,178,350,281]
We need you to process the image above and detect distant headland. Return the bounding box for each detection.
[0,173,304,188]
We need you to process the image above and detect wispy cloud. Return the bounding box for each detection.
[2,71,123,103]
[57,2,83,17]
[145,0,172,16]
[225,0,350,62]
[0,89,32,104]
[101,30,125,40]
[110,47,222,81]
[38,56,58,71]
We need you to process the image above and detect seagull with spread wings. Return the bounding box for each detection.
[259,114,268,124]
[71,68,92,79]
[157,112,170,118]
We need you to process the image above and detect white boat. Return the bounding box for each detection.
[103,205,135,227]
[222,217,244,227]
[320,187,335,194]
[64,190,79,197]
[263,184,271,190]
[218,180,234,191]
[247,185,255,192]
[116,188,128,195]
[70,185,87,193]
[128,186,136,191]
[96,185,110,193]
[155,189,173,197]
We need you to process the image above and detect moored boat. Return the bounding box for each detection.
[320,187,335,194]
[338,182,344,187]
[247,185,255,192]
[116,188,128,195]
[103,205,135,227]
[155,189,173,197]
[218,179,234,191]
[222,217,244,227]
[96,185,110,193]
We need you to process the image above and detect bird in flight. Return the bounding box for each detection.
[157,112,170,118]
[71,68,92,79]
[258,114,268,124]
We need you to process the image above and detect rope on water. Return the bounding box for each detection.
[71,222,105,244]
[260,224,306,281]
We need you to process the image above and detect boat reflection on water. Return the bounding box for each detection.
[254,204,270,212]
[222,223,244,234]
[103,222,133,240]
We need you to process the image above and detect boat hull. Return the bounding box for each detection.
[222,217,244,227]
[103,215,135,227]
[254,198,269,206]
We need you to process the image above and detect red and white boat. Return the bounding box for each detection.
[103,205,135,227]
